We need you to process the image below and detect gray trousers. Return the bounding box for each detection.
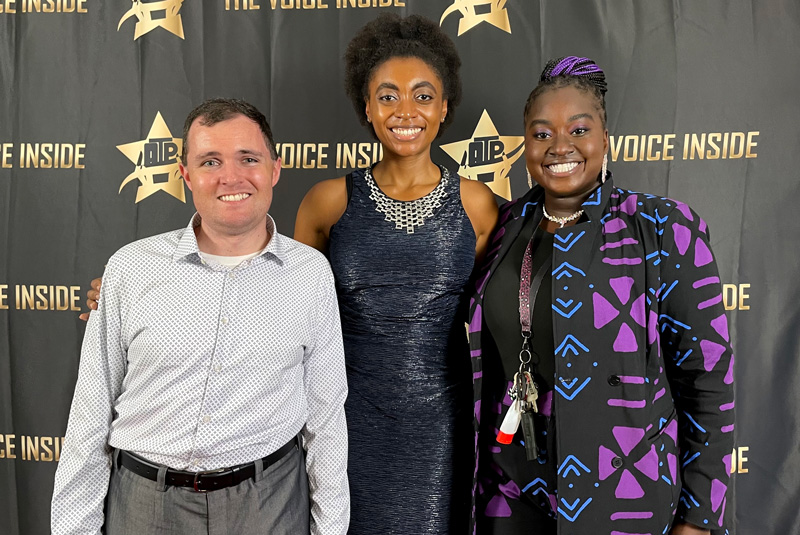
[105,446,310,535]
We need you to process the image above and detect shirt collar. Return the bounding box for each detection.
[172,213,286,265]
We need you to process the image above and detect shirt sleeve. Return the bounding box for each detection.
[659,202,734,529]
[51,263,127,535]
[301,262,350,535]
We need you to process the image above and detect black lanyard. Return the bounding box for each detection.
[518,224,553,363]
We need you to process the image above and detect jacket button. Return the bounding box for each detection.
[608,375,621,386]
[612,456,624,469]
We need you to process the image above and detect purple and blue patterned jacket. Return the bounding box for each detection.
[467,178,734,534]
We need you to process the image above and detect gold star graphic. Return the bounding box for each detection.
[440,0,511,37]
[440,110,523,201]
[117,112,186,203]
[118,0,185,41]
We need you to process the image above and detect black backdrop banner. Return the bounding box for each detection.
[1,1,798,533]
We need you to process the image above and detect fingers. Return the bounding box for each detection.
[79,276,103,321]
[86,277,101,308]
[87,288,100,304]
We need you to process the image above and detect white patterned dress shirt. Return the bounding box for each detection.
[51,214,349,535]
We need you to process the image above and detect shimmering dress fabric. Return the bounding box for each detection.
[328,166,476,534]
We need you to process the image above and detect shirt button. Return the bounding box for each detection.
[612,456,624,469]
[608,375,621,386]
[221,317,229,325]
[192,459,199,467]
[202,415,211,423]
[229,272,235,279]
[213,364,222,373]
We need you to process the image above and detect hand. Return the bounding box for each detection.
[670,521,710,535]
[78,278,102,321]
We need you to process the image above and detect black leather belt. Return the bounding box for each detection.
[118,436,299,492]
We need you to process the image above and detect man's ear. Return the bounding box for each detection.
[271,157,282,187]
[180,163,192,191]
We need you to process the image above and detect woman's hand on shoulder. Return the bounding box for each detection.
[460,177,499,263]
[293,177,349,255]
[78,277,103,321]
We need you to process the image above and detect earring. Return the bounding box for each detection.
[367,117,371,123]
[526,168,533,189]
[601,154,608,184]
[441,117,445,123]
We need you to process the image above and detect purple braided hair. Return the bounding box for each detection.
[525,55,608,125]
[542,56,607,94]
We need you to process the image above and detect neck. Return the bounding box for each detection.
[542,185,599,218]
[540,188,595,232]
[194,220,271,256]
[372,150,440,188]
[543,195,582,216]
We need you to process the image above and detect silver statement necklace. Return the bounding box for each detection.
[542,204,584,228]
[365,165,449,234]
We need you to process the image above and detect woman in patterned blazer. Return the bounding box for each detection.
[468,56,734,535]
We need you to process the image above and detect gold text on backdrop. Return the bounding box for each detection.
[0,0,87,13]
[335,142,382,168]
[277,143,330,169]
[273,142,383,169]
[0,284,82,311]
[224,0,405,9]
[609,131,759,162]
[0,434,64,462]
[1,143,86,169]
[722,284,750,311]
[731,447,750,474]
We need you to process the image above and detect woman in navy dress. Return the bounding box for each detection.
[294,14,498,535]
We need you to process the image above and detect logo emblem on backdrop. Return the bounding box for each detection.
[117,112,186,203]
[440,0,511,36]
[440,110,523,201]
[118,0,186,40]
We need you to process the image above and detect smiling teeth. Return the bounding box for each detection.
[548,162,579,173]
[219,193,250,201]
[393,128,422,136]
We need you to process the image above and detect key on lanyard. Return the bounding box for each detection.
[519,371,541,461]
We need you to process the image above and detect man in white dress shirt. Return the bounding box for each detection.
[51,98,349,535]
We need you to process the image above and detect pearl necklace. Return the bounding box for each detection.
[542,205,583,228]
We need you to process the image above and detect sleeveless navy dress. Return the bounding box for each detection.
[329,166,476,534]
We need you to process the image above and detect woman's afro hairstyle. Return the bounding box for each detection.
[344,13,463,138]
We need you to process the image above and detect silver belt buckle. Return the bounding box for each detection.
[192,467,226,492]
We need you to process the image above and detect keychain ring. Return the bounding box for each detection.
[518,348,532,365]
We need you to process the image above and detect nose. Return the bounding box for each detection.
[548,132,574,156]
[219,166,241,185]
[394,97,417,119]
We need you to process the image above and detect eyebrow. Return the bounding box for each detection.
[375,81,438,92]
[195,149,265,160]
[527,113,596,129]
